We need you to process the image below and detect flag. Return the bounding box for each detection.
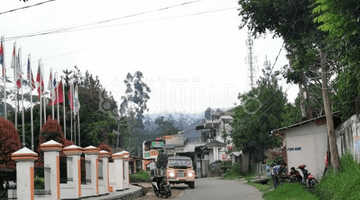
[53,72,59,88]
[74,85,81,114]
[10,45,16,69]
[68,82,74,110]
[47,69,55,100]
[49,80,64,106]
[0,38,4,77]
[27,57,36,90]
[36,61,44,98]
[15,48,22,88]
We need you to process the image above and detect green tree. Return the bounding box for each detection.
[231,65,286,165]
[155,115,179,136]
[238,0,341,170]
[313,0,360,120]
[119,71,151,155]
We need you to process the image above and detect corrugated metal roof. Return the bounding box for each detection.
[270,111,341,135]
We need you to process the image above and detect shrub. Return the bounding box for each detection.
[130,170,151,182]
[98,143,113,162]
[314,153,360,200]
[0,117,21,169]
[37,117,65,166]
[231,163,242,174]
[34,177,44,189]
[98,143,112,154]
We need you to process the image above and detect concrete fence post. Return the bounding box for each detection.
[112,152,124,191]
[98,150,110,195]
[11,147,38,200]
[62,144,83,199]
[121,151,130,189]
[40,140,63,200]
[82,145,100,197]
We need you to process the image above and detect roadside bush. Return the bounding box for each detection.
[314,153,360,200]
[130,170,151,183]
[222,163,243,180]
[220,160,232,172]
[231,163,242,174]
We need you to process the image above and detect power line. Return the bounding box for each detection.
[5,0,205,42]
[0,0,59,16]
[34,7,238,36]
[2,6,237,68]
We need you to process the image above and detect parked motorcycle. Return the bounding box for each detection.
[151,175,171,198]
[298,164,317,188]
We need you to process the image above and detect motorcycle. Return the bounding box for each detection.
[151,175,172,198]
[298,164,317,188]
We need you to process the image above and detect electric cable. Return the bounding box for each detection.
[0,0,59,16]
[4,0,205,42]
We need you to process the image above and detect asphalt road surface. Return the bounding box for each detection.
[176,177,264,200]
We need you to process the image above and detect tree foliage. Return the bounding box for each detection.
[313,0,360,120]
[38,117,65,146]
[0,118,21,169]
[231,65,286,161]
[155,115,179,136]
[120,71,151,121]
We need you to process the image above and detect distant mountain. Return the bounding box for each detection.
[145,112,204,121]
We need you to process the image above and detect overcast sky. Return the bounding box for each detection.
[1,0,297,114]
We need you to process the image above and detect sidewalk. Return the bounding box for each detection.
[84,185,143,200]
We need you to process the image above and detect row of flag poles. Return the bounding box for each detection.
[0,36,81,150]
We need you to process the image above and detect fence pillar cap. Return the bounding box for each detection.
[40,140,63,152]
[63,145,83,155]
[112,152,124,159]
[83,145,100,155]
[12,147,38,161]
[119,151,130,157]
[99,150,111,158]
[123,156,130,161]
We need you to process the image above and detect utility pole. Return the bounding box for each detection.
[245,32,258,89]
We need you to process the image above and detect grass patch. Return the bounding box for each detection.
[130,170,151,182]
[247,181,273,192]
[222,171,244,180]
[314,153,360,200]
[263,183,319,200]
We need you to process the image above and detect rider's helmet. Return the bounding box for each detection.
[298,164,306,169]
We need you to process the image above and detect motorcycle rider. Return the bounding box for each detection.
[288,167,302,182]
[270,162,287,188]
[269,164,278,189]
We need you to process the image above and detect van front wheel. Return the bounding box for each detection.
[189,182,195,189]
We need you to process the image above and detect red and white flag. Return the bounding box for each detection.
[47,69,55,100]
[36,60,44,98]
[49,80,64,106]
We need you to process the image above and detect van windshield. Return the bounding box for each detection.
[168,160,192,167]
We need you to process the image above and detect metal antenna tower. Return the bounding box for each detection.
[245,32,258,89]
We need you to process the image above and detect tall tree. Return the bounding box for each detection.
[231,65,286,165]
[119,71,151,121]
[314,0,360,120]
[119,71,151,154]
[238,0,341,169]
[155,115,179,136]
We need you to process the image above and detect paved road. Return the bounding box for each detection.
[175,178,263,200]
